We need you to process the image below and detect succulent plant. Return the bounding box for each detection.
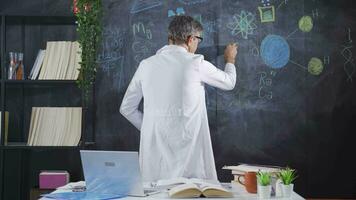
[257,171,272,186]
[278,167,297,185]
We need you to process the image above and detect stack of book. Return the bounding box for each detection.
[223,163,282,183]
[29,41,81,80]
[27,107,82,146]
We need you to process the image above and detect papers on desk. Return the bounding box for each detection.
[42,191,125,200]
[43,181,125,199]
[56,181,86,190]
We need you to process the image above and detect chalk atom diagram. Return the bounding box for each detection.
[227,11,257,39]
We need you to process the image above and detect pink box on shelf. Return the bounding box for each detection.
[39,170,70,189]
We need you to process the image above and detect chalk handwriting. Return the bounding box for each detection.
[258,71,273,100]
[133,22,152,40]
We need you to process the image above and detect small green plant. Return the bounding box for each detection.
[256,171,271,186]
[278,167,297,185]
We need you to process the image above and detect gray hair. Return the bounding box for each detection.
[168,16,203,45]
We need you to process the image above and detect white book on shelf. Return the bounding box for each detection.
[65,42,75,80]
[39,42,54,80]
[46,108,54,145]
[48,108,57,145]
[56,108,64,145]
[27,108,36,145]
[50,108,60,145]
[35,108,45,145]
[28,107,82,146]
[39,41,79,80]
[30,107,43,145]
[62,107,75,146]
[58,108,66,145]
[68,108,76,146]
[57,42,71,80]
[28,107,38,145]
[62,108,71,145]
[42,107,53,145]
[37,107,49,145]
[55,43,65,80]
[73,41,81,80]
[71,107,82,146]
[49,42,63,79]
[42,41,58,80]
[62,41,73,80]
[29,49,45,80]
[34,49,46,80]
[57,108,67,145]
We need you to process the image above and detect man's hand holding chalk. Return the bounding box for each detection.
[224,42,238,64]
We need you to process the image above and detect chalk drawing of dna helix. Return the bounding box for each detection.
[341,45,355,82]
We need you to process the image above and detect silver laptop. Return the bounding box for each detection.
[80,150,158,197]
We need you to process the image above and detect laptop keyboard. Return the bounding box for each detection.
[144,189,156,193]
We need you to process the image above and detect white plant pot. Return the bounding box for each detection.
[257,185,271,199]
[281,183,294,198]
[274,180,282,197]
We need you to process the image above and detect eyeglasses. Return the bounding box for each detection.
[191,35,203,43]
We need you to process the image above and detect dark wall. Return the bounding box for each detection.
[0,0,73,16]
[1,0,356,199]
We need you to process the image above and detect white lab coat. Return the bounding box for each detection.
[120,45,236,182]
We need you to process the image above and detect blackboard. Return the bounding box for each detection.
[94,0,356,197]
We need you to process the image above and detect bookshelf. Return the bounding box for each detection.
[0,14,95,200]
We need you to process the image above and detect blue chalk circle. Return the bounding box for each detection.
[260,34,290,69]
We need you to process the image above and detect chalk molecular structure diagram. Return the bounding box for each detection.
[227,11,257,39]
[258,13,324,76]
[260,34,290,69]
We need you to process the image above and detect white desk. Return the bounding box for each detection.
[40,183,305,200]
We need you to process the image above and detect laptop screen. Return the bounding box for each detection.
[80,150,144,196]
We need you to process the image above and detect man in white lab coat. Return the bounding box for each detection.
[120,16,237,182]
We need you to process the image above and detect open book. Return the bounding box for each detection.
[168,182,233,198]
[155,177,219,188]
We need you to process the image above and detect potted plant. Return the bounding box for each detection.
[277,167,297,198]
[256,171,272,199]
